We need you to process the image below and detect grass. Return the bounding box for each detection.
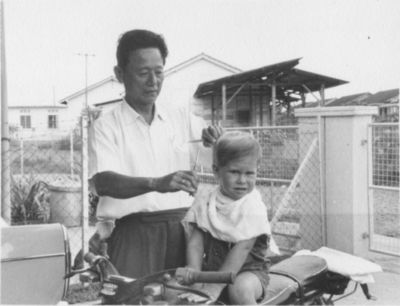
[8,137,400,239]
[65,282,101,304]
[374,189,400,237]
[10,145,81,175]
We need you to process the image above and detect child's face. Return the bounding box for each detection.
[214,154,257,201]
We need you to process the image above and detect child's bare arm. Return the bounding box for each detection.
[198,238,257,301]
[219,238,257,273]
[186,226,204,271]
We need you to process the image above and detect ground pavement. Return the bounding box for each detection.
[337,253,400,305]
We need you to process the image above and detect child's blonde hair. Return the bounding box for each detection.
[213,131,262,168]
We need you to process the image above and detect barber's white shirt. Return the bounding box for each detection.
[88,100,209,219]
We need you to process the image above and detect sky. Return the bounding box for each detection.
[2,0,400,106]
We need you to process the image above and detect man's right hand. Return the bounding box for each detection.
[153,170,198,195]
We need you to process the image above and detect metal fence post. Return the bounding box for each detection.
[367,124,374,251]
[70,129,74,177]
[80,115,89,258]
[318,115,327,245]
[20,138,24,177]
[1,0,11,223]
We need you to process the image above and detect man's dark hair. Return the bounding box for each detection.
[116,29,168,69]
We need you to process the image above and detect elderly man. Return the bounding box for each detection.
[88,29,222,278]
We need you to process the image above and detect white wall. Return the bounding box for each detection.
[64,79,124,128]
[58,58,237,127]
[295,106,379,257]
[8,107,70,140]
[158,59,237,114]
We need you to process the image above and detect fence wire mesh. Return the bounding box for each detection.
[3,121,325,261]
[371,124,399,187]
[2,118,95,268]
[369,123,400,255]
[196,126,323,254]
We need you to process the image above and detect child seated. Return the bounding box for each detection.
[182,131,277,304]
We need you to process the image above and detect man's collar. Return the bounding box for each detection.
[121,98,165,126]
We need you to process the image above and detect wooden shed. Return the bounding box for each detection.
[193,58,348,126]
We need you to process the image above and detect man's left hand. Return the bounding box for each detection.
[201,125,224,147]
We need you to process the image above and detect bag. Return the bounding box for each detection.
[319,272,350,295]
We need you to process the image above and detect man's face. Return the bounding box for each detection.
[118,48,164,106]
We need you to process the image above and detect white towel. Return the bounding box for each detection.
[294,247,382,283]
[183,187,280,254]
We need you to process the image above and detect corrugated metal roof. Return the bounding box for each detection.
[300,88,398,108]
[362,88,399,105]
[326,92,372,107]
[194,58,300,97]
[194,58,347,98]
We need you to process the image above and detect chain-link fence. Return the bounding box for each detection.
[368,123,400,256]
[2,120,324,262]
[196,125,323,254]
[2,117,95,270]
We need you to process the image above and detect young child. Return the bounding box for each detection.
[182,131,277,304]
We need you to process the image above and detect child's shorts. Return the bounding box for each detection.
[242,266,270,302]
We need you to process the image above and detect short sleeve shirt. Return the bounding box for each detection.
[88,100,208,219]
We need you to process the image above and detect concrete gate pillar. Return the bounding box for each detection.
[295,106,378,256]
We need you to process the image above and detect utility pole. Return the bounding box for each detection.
[1,0,11,223]
[76,53,95,110]
[76,52,94,261]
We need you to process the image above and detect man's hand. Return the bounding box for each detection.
[201,125,224,147]
[153,170,198,195]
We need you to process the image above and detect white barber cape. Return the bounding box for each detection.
[183,187,280,254]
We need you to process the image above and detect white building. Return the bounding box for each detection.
[8,105,69,140]
[158,53,241,114]
[62,53,241,121]
[7,53,241,138]
[59,76,124,124]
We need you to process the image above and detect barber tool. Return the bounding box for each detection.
[192,148,200,171]
[188,149,200,197]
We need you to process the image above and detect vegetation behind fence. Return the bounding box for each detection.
[2,121,399,258]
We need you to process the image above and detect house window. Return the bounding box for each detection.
[20,115,31,129]
[379,107,388,117]
[388,106,399,115]
[48,115,58,129]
